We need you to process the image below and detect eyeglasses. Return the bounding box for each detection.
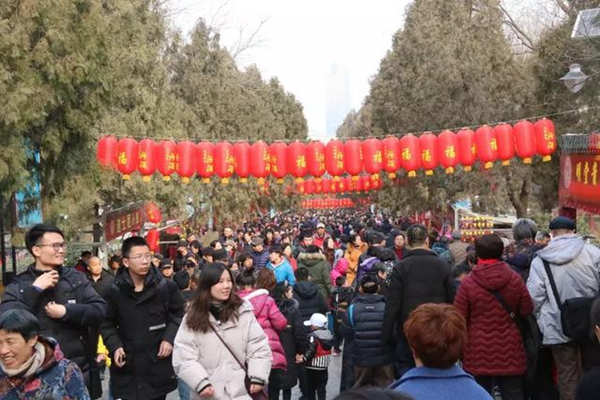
[127,253,153,261]
[36,242,67,252]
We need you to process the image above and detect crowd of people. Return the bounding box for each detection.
[0,210,599,400]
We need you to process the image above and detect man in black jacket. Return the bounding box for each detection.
[343,274,393,388]
[101,236,185,400]
[0,224,107,399]
[382,224,455,378]
[86,256,114,298]
[293,267,328,321]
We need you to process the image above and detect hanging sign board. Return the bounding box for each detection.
[559,154,600,215]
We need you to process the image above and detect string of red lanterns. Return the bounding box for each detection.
[97,118,557,182]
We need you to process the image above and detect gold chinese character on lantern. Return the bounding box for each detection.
[139,151,147,160]
[374,151,382,163]
[445,146,456,158]
[118,152,127,165]
[422,149,431,163]
[402,148,411,161]
[490,138,498,151]
[167,152,175,161]
[297,156,307,168]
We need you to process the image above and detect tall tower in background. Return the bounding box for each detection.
[325,63,351,139]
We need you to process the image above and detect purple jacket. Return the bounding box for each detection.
[239,288,288,369]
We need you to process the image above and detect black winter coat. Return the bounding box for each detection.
[576,366,600,400]
[276,298,307,389]
[381,248,455,345]
[0,265,107,398]
[342,294,391,368]
[293,281,328,321]
[100,266,185,400]
[87,269,115,298]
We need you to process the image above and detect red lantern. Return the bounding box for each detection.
[306,141,326,180]
[400,134,420,177]
[326,140,345,179]
[322,178,331,194]
[360,175,371,192]
[177,141,196,184]
[137,139,157,181]
[371,174,383,190]
[494,124,515,166]
[233,142,250,183]
[418,133,438,176]
[97,136,118,169]
[534,119,557,162]
[296,180,305,194]
[214,142,235,184]
[338,178,347,193]
[116,138,139,180]
[362,138,383,177]
[144,201,162,223]
[475,126,498,169]
[147,229,159,253]
[250,141,270,183]
[196,142,214,183]
[457,128,477,171]
[314,179,323,194]
[156,140,177,181]
[382,137,401,178]
[437,130,458,174]
[269,142,288,183]
[514,120,536,164]
[304,179,315,195]
[287,141,308,182]
[344,140,363,178]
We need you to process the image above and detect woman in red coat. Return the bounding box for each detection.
[454,234,534,400]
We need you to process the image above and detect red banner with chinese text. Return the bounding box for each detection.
[105,205,145,242]
[559,154,600,215]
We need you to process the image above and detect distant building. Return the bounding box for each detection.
[325,63,351,139]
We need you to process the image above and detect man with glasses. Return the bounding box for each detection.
[0,223,107,399]
[101,236,185,400]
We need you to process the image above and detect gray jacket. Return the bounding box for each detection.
[527,234,600,345]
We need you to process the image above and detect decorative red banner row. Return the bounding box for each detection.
[97,118,556,182]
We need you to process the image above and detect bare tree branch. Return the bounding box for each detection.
[229,17,269,60]
[499,3,536,51]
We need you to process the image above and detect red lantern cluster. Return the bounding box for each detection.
[301,198,356,209]
[99,118,556,182]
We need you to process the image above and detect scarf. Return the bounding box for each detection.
[1,342,46,378]
[209,301,227,320]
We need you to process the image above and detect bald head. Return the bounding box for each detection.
[87,256,102,276]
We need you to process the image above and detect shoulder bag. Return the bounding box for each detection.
[209,324,269,400]
[474,280,540,382]
[542,260,595,342]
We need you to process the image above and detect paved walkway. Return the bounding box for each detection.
[101,354,343,399]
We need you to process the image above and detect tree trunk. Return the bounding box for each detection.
[505,172,531,218]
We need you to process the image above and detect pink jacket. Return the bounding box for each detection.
[238,288,288,370]
[330,258,349,285]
